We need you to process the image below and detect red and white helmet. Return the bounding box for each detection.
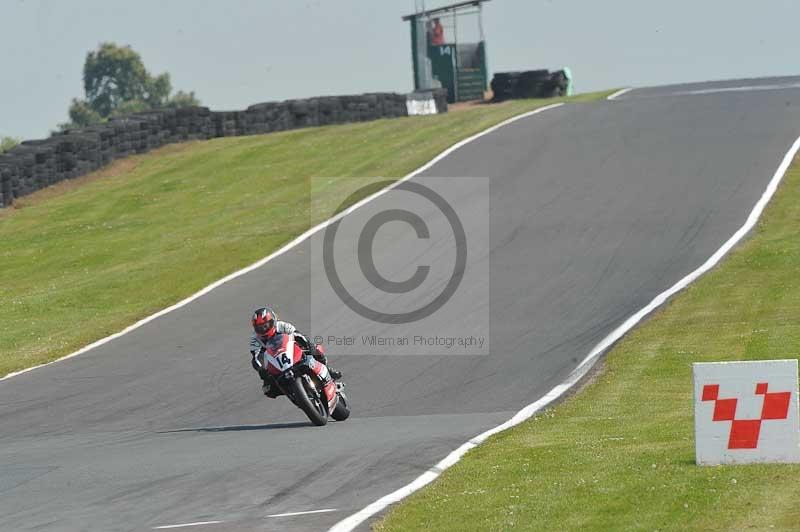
[252,307,277,338]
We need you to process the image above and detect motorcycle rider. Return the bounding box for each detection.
[249,306,342,397]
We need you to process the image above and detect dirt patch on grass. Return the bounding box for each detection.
[448,98,503,112]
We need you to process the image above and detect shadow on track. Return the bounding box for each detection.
[158,421,312,433]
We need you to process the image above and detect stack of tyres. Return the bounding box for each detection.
[0,90,452,209]
[490,71,520,101]
[491,69,570,101]
[517,70,551,98]
[542,70,569,98]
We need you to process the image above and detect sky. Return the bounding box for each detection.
[1,0,799,140]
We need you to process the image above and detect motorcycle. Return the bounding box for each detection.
[256,333,350,426]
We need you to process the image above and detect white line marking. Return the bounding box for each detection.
[327,136,800,532]
[0,102,564,383]
[268,508,338,518]
[153,521,223,530]
[671,83,800,97]
[606,87,633,100]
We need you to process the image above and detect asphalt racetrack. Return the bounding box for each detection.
[2,77,800,531]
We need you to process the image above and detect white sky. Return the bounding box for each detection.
[1,0,798,139]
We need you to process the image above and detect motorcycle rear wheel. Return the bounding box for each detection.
[290,376,328,426]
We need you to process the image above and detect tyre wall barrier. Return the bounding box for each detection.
[0,89,448,208]
[490,69,571,102]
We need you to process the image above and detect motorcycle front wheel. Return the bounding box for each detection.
[331,387,350,421]
[290,376,328,426]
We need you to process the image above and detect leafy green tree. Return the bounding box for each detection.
[0,136,20,153]
[165,90,200,109]
[60,42,200,130]
[62,98,103,129]
[110,100,151,118]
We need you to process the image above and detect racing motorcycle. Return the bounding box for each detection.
[256,333,350,426]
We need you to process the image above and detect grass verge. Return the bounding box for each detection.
[0,90,613,378]
[376,153,800,531]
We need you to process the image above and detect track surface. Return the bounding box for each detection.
[2,77,800,531]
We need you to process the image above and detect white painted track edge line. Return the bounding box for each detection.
[0,101,563,383]
[607,87,633,100]
[327,135,800,532]
[267,508,338,518]
[153,521,224,530]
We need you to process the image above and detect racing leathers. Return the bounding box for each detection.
[249,320,341,397]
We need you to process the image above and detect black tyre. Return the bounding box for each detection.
[290,376,328,426]
[331,389,351,421]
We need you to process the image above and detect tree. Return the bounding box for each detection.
[62,98,103,129]
[0,136,20,154]
[59,42,200,130]
[110,100,151,118]
[165,90,200,109]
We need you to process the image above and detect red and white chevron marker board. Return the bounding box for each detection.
[693,359,800,465]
